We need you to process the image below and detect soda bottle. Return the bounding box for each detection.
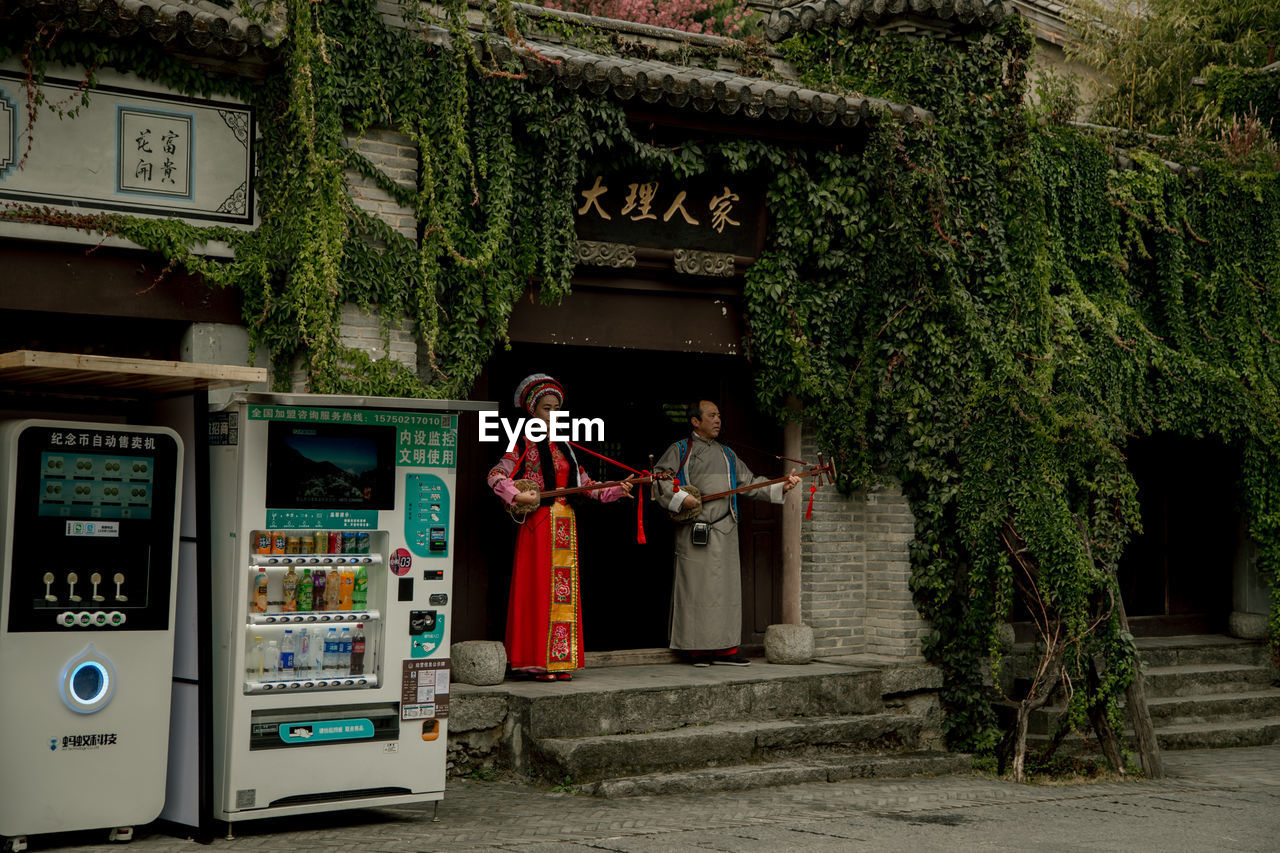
[338,570,354,611]
[312,569,327,611]
[298,568,313,611]
[352,566,368,611]
[323,628,339,677]
[253,568,269,613]
[280,630,295,679]
[340,627,352,676]
[326,569,341,610]
[282,566,298,612]
[246,636,265,680]
[350,624,366,676]
[296,628,310,678]
[264,640,280,680]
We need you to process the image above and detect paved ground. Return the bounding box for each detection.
[23,745,1280,853]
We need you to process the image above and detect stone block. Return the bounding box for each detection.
[765,624,815,664]
[453,640,507,686]
[1230,611,1269,640]
[451,693,509,732]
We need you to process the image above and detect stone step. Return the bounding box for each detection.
[1146,690,1280,726]
[1134,635,1273,669]
[533,713,922,783]
[1155,716,1280,750]
[502,663,905,740]
[581,751,970,798]
[1141,662,1276,698]
[1008,687,1280,736]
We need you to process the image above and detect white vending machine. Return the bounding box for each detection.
[209,393,477,821]
[0,419,183,852]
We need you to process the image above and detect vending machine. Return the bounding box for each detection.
[0,420,183,851]
[209,393,478,821]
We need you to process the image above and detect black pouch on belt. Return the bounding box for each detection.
[691,521,709,546]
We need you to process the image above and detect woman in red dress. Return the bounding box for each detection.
[486,374,632,681]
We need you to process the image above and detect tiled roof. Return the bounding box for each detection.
[762,0,1012,42]
[487,37,933,128]
[0,0,284,58]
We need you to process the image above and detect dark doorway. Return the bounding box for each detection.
[1117,435,1239,635]
[455,343,784,651]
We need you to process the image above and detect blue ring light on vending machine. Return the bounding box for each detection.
[59,645,117,714]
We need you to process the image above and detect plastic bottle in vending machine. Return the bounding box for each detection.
[323,628,339,677]
[282,565,298,612]
[246,636,265,680]
[350,624,366,676]
[338,569,354,611]
[264,640,280,681]
[298,568,313,611]
[310,627,324,675]
[253,567,269,613]
[312,568,327,611]
[340,627,352,676]
[280,630,295,678]
[325,569,341,610]
[352,565,368,610]
[296,628,310,677]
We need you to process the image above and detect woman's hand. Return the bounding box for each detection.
[617,474,635,498]
[514,488,539,507]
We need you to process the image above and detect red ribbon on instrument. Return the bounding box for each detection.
[569,442,649,545]
[806,484,816,520]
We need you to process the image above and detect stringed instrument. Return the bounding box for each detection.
[506,472,672,518]
[667,453,837,522]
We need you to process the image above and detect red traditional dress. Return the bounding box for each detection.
[487,440,626,676]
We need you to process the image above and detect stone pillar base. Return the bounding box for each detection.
[453,640,507,685]
[765,624,815,664]
[1229,611,1268,640]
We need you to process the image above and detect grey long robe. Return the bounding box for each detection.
[654,434,785,651]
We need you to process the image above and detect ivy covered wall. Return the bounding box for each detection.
[4,1,1280,754]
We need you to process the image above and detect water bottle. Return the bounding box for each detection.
[323,628,339,677]
[340,627,352,676]
[264,640,280,681]
[350,624,366,676]
[294,628,309,677]
[246,636,264,680]
[280,630,295,679]
[310,626,324,676]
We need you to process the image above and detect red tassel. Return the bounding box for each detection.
[806,484,816,520]
[636,493,646,544]
[672,478,681,493]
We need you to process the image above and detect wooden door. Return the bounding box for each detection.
[452,342,783,650]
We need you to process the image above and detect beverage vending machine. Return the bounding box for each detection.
[0,420,183,851]
[209,393,482,821]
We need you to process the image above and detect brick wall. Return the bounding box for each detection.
[343,129,418,243]
[339,303,417,371]
[801,432,929,660]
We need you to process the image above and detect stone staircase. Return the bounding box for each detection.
[1011,635,1280,752]
[449,659,968,798]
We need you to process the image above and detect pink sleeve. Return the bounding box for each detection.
[487,454,520,507]
[578,467,626,503]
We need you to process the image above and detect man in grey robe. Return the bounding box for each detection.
[654,400,800,666]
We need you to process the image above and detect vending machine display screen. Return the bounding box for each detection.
[265,421,396,510]
[6,424,179,633]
